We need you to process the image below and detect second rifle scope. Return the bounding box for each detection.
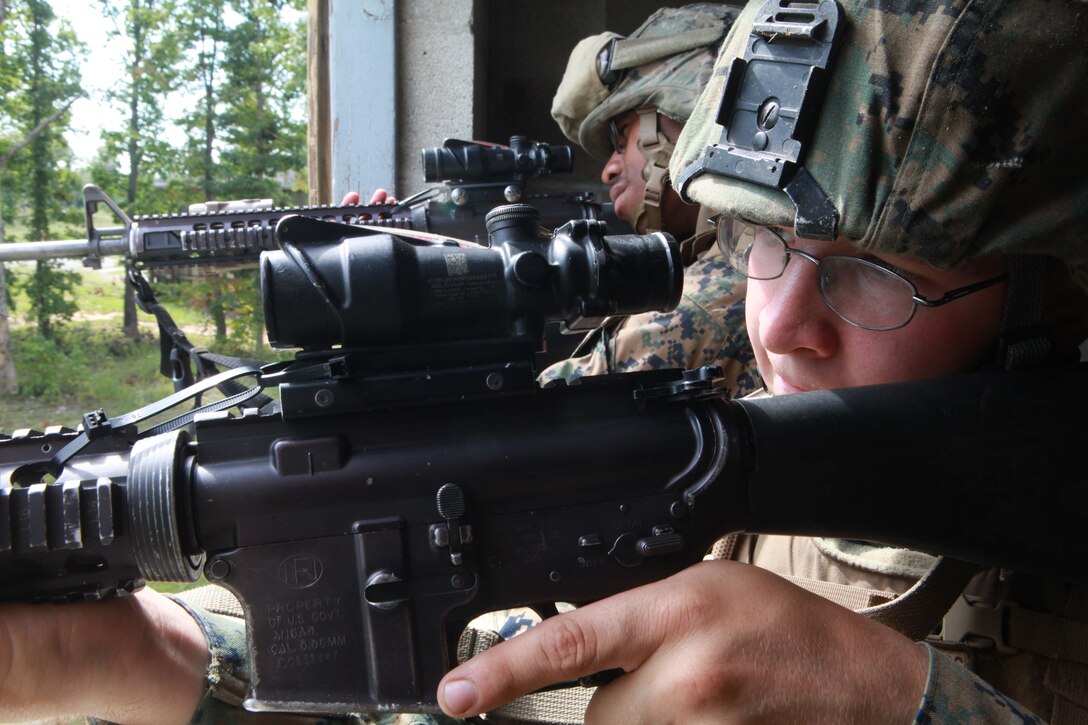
[421,137,574,184]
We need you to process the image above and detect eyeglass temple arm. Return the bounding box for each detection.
[912,273,1009,308]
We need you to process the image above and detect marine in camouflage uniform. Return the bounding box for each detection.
[671,0,1088,722]
[539,3,761,398]
[66,0,1086,721]
[158,9,760,725]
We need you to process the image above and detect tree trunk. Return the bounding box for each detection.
[121,5,145,339]
[0,180,18,393]
[202,23,216,200]
[211,274,227,342]
[0,266,16,393]
[122,262,139,337]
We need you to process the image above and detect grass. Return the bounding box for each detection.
[2,261,287,432]
[1,217,84,246]
[0,334,175,432]
[151,577,211,595]
[1,260,218,431]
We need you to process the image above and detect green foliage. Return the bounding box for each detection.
[1,0,85,338]
[14,258,78,337]
[216,0,306,203]
[1,0,84,218]
[175,0,227,200]
[98,0,184,207]
[8,325,90,399]
[157,267,265,353]
[0,323,176,431]
[0,262,284,433]
[1,0,309,400]
[0,1,33,120]
[82,0,299,213]
[4,0,309,226]
[21,1,83,233]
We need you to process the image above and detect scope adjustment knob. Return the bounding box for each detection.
[512,251,550,286]
[484,203,539,232]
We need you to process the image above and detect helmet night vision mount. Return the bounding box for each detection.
[675,0,843,241]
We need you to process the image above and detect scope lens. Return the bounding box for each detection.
[545,145,574,174]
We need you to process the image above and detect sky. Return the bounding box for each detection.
[51,1,135,165]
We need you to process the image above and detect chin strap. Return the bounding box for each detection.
[632,107,675,233]
[996,255,1059,370]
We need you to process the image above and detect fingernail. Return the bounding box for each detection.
[442,679,479,715]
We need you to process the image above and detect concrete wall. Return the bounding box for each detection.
[395,0,479,195]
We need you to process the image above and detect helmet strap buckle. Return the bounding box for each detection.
[633,107,675,233]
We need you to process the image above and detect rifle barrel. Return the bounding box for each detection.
[0,237,129,263]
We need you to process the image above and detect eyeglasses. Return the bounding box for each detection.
[607,118,629,155]
[713,217,1009,331]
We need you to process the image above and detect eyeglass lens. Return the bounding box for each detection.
[608,120,622,154]
[718,219,918,330]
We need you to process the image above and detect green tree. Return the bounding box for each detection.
[0,99,75,390]
[217,0,306,203]
[98,0,182,336]
[168,0,306,345]
[176,0,226,201]
[2,0,83,342]
[99,0,183,208]
[1,0,18,390]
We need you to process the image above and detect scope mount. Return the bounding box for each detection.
[270,337,542,419]
[425,137,574,209]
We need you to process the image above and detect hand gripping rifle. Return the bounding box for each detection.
[0,204,1084,715]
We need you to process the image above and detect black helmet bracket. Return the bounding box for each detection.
[675,0,844,241]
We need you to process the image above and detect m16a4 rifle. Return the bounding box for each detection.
[0,204,1084,716]
[0,135,625,270]
[0,136,620,384]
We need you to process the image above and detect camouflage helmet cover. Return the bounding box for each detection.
[551,4,739,161]
[671,0,1088,269]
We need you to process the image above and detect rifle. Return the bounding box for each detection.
[0,210,1084,715]
[0,136,621,384]
[0,136,626,270]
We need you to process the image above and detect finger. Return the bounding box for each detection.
[368,188,391,204]
[438,583,671,718]
[341,191,360,205]
[583,640,696,725]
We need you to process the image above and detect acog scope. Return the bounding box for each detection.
[422,136,574,185]
[261,204,681,351]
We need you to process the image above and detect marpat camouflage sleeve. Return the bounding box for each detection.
[914,643,1044,724]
